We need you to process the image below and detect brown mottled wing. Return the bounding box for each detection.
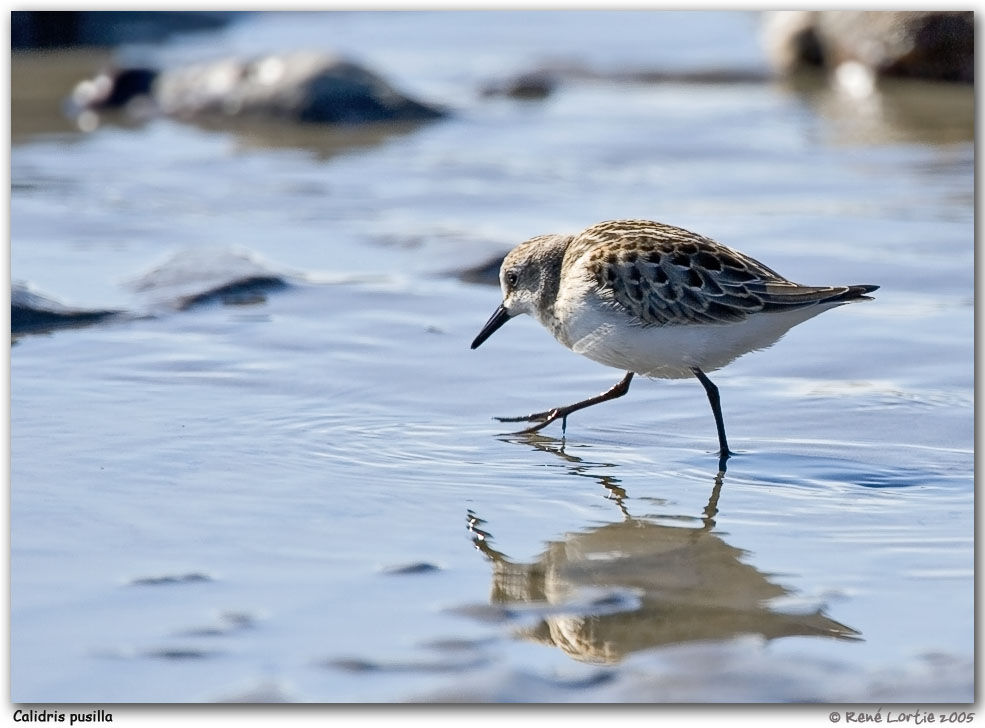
[576,219,871,327]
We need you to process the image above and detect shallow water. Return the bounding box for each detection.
[10,11,973,702]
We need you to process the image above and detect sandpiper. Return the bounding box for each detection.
[471,219,877,465]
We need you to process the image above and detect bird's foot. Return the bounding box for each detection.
[494,411,550,424]
[495,408,564,434]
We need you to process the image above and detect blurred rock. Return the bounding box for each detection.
[11,10,235,49]
[11,249,299,340]
[480,63,769,102]
[481,71,558,100]
[172,276,289,312]
[157,52,446,124]
[456,253,506,286]
[70,51,447,126]
[11,283,122,336]
[70,66,158,110]
[128,248,294,311]
[764,11,973,84]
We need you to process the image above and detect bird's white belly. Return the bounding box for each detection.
[551,299,832,380]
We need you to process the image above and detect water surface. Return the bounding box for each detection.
[10,11,973,702]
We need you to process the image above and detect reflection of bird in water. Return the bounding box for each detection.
[467,436,859,665]
[498,432,633,515]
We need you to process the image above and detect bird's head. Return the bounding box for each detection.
[471,233,571,349]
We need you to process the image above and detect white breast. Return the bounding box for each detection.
[549,286,837,380]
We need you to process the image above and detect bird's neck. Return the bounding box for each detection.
[534,240,570,339]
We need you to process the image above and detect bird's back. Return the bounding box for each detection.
[565,219,877,328]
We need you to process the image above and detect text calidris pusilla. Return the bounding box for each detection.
[471,219,878,467]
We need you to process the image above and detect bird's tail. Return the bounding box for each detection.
[832,284,879,303]
[758,283,879,312]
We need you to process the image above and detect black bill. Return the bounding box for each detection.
[470,303,512,349]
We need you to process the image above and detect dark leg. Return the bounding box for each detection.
[691,366,733,465]
[496,372,635,435]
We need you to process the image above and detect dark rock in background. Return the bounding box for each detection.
[764,10,974,84]
[11,250,297,339]
[480,63,770,103]
[155,52,446,124]
[481,71,558,100]
[11,10,236,49]
[482,10,972,107]
[70,52,447,126]
[173,276,290,311]
[456,254,506,287]
[11,283,122,336]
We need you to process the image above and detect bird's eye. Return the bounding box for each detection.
[505,271,518,288]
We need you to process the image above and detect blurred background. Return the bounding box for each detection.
[10,11,974,703]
